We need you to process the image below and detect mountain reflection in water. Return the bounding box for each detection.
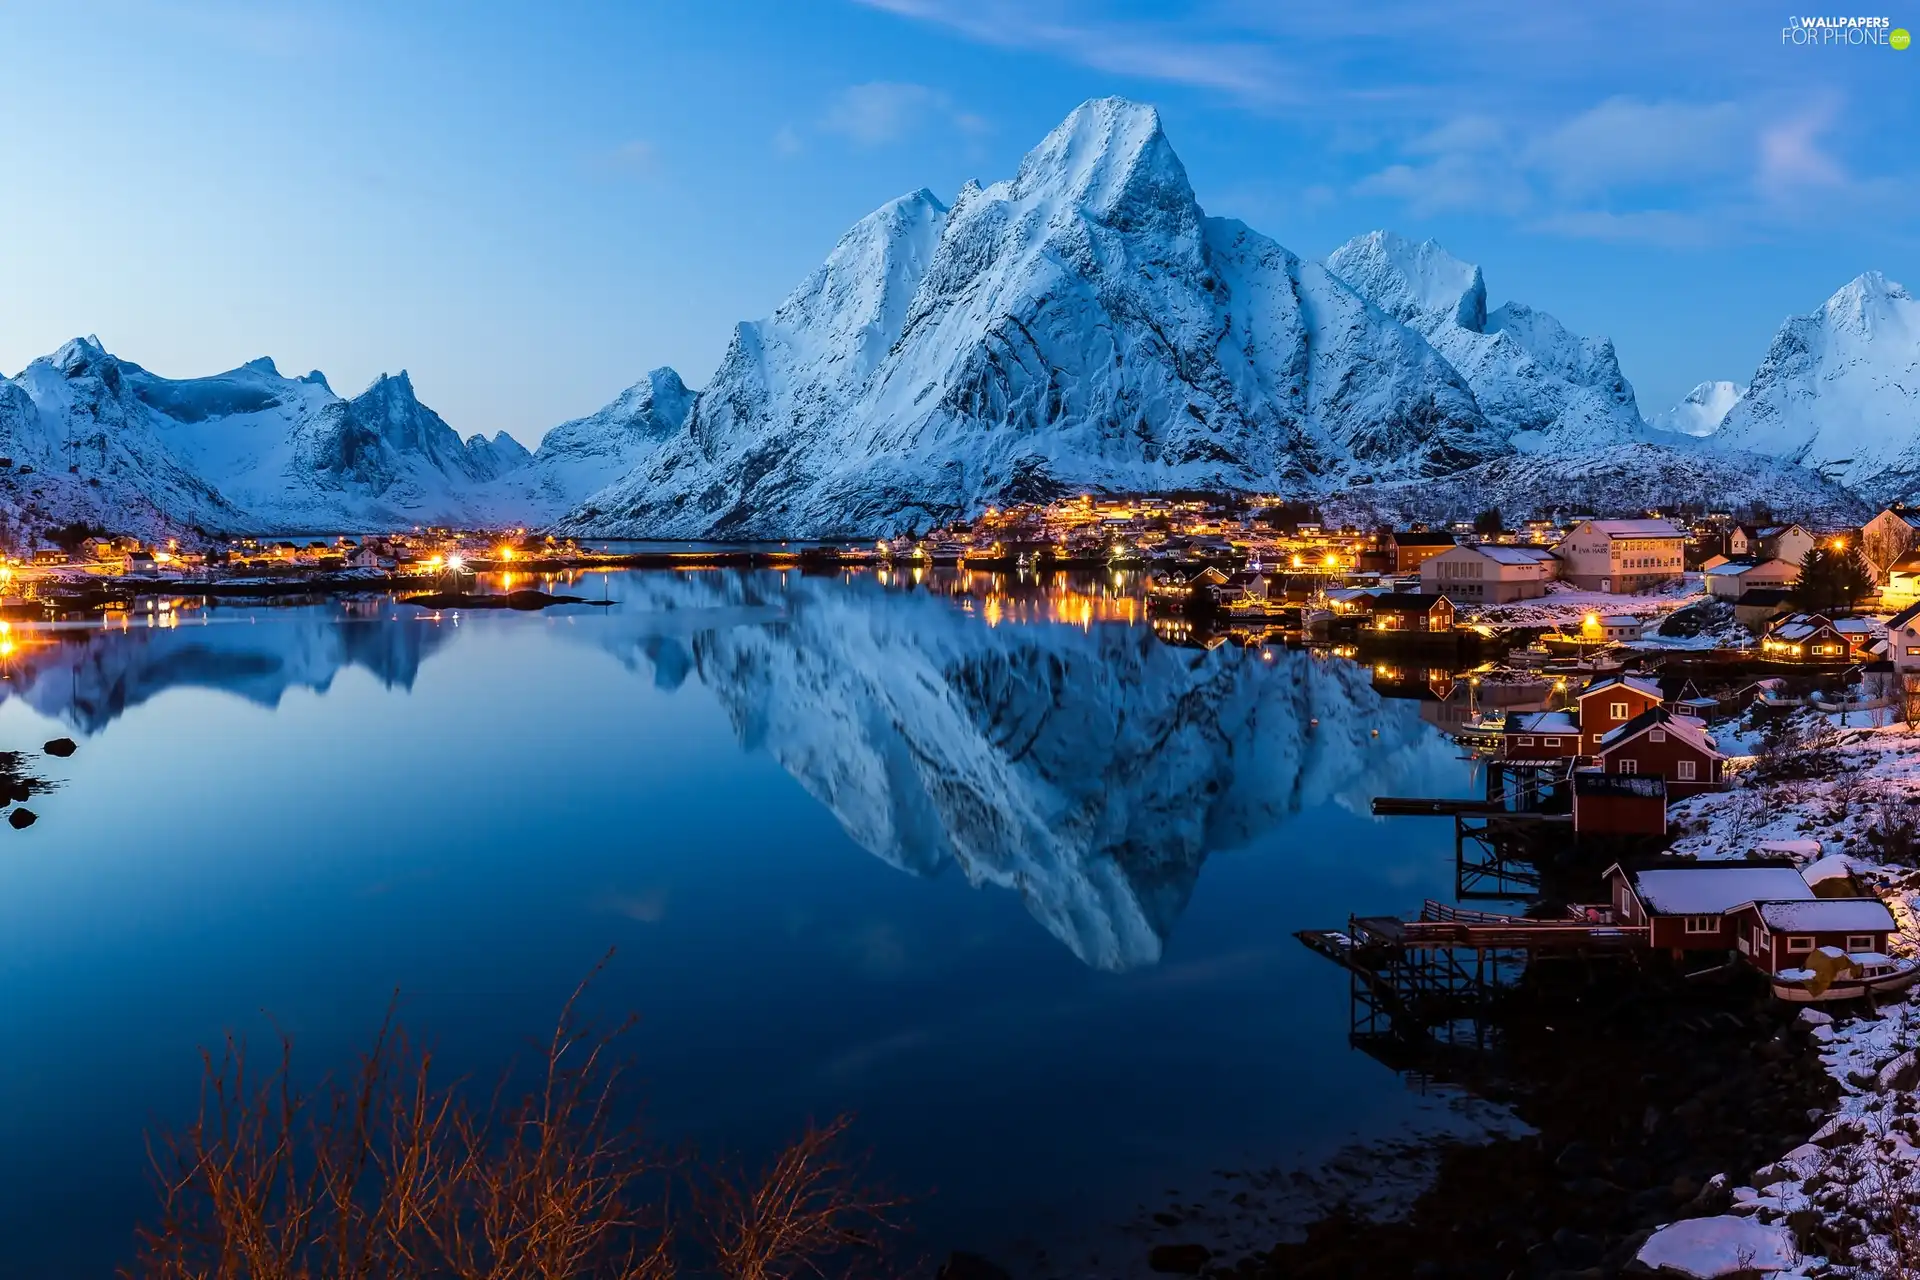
[2,574,1462,970]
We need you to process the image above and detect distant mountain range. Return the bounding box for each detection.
[6,96,1913,541]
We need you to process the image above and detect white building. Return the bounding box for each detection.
[1704,558,1799,600]
[1419,544,1557,604]
[1889,602,1920,673]
[1553,518,1687,593]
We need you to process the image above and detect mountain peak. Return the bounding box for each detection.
[51,335,110,376]
[241,356,281,377]
[1327,231,1486,332]
[1010,96,1190,223]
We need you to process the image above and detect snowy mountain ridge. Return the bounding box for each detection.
[556,99,1849,538]
[8,96,1916,540]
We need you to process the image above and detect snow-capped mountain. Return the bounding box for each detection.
[1324,231,1648,452]
[1649,380,1744,437]
[1710,273,1920,500]
[0,335,680,538]
[0,337,255,543]
[575,571,1460,969]
[474,367,694,524]
[559,98,1507,539]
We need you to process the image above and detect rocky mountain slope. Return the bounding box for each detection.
[559,99,1521,539]
[1324,231,1648,453]
[1707,272,1920,501]
[557,99,1841,538]
[1649,380,1744,437]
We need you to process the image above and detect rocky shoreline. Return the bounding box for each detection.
[1129,968,1837,1279]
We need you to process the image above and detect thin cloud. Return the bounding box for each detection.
[815,81,987,148]
[853,0,1299,105]
[1525,98,1746,196]
[1759,101,1846,199]
[598,139,660,177]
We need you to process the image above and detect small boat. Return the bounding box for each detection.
[1771,953,1920,1003]
[1509,645,1552,668]
[1454,710,1508,743]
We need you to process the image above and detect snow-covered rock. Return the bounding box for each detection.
[1713,272,1920,500]
[1652,380,1745,437]
[480,368,695,525]
[558,98,1506,539]
[1325,230,1649,453]
[1635,1215,1797,1277]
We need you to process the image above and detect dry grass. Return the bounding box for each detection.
[127,956,896,1280]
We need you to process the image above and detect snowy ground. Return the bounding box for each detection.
[1464,574,1707,631]
[1646,710,1920,1276]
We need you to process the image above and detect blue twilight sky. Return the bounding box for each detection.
[2,1,1916,447]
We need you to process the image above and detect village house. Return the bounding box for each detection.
[1570,771,1667,838]
[1387,530,1457,575]
[1419,544,1556,603]
[1580,614,1646,643]
[1761,613,1854,664]
[1728,523,1816,565]
[1889,602,1920,674]
[1574,673,1666,754]
[1593,707,1727,796]
[1553,518,1687,593]
[1704,558,1799,601]
[1366,592,1456,636]
[1734,588,1797,632]
[1859,506,1920,581]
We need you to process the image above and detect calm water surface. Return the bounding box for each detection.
[0,570,1493,1277]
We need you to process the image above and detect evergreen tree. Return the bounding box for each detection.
[1792,544,1833,612]
[1472,507,1503,536]
[1835,546,1875,612]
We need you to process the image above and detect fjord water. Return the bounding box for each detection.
[0,571,1484,1276]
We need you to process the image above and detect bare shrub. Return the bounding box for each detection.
[129,960,894,1280]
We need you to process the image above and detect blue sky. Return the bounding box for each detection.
[3,0,1915,446]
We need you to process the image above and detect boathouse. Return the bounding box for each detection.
[1603,861,1816,953]
[1574,674,1665,754]
[1593,708,1727,796]
[1500,710,1582,761]
[1570,771,1667,837]
[1368,592,1456,636]
[1723,898,1897,974]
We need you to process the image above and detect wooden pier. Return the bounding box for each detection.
[1296,900,1647,1039]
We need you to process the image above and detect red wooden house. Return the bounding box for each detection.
[1368,593,1456,636]
[1571,771,1667,837]
[1723,898,1898,974]
[1573,674,1665,755]
[1603,861,1817,955]
[1499,710,1582,762]
[1594,708,1728,797]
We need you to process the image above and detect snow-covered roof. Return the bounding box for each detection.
[1834,616,1879,634]
[1754,838,1823,859]
[1579,674,1663,701]
[1770,621,1823,641]
[1599,614,1639,626]
[1800,853,1857,885]
[1465,545,1555,566]
[1581,519,1684,539]
[1629,866,1814,915]
[1598,708,1723,757]
[1703,561,1761,577]
[1754,898,1896,933]
[1508,711,1578,734]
